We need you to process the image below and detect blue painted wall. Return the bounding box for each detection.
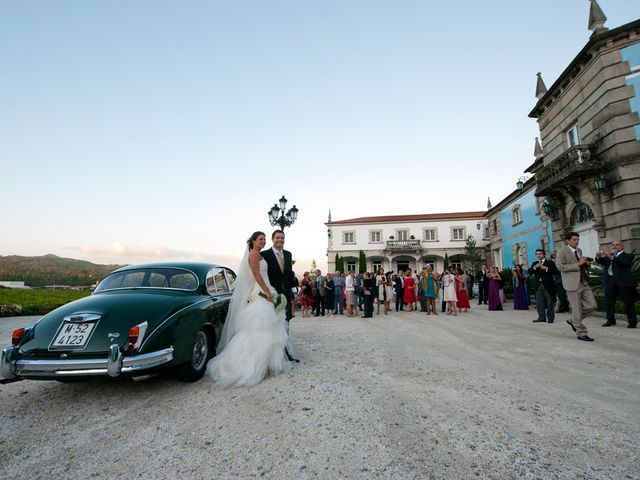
[500,189,553,267]
[621,43,640,140]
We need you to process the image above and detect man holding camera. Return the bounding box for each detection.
[596,241,637,328]
[556,232,596,341]
[528,249,559,323]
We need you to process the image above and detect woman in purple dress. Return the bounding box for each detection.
[512,264,529,310]
[487,266,503,311]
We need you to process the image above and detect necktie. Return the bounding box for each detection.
[575,250,588,283]
[276,251,284,271]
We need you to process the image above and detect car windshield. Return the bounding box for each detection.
[95,268,199,292]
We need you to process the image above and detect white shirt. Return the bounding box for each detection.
[345,275,355,291]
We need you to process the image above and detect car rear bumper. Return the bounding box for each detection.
[1,344,174,381]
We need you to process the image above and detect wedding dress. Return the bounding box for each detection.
[206,255,291,388]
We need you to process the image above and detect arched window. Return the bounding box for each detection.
[570,203,595,225]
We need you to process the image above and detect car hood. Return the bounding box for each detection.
[19,289,199,357]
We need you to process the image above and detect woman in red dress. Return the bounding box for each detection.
[300,271,314,318]
[455,268,471,312]
[403,268,417,312]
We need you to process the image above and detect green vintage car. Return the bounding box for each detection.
[0,262,235,383]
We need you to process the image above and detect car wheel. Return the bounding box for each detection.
[176,329,210,382]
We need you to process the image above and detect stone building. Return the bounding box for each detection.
[485,177,554,270]
[325,211,488,274]
[528,1,640,256]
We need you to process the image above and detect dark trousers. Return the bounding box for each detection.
[419,294,428,312]
[363,293,374,317]
[313,293,325,316]
[395,289,404,311]
[555,277,569,311]
[478,282,488,304]
[605,281,637,324]
[334,288,345,314]
[535,284,555,322]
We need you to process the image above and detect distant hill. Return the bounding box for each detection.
[0,254,126,287]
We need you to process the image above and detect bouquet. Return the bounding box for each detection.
[258,291,288,312]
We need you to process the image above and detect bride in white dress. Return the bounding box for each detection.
[206,231,291,388]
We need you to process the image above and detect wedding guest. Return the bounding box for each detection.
[313,269,325,317]
[465,270,475,299]
[418,267,429,312]
[324,273,335,317]
[290,271,300,317]
[333,271,345,315]
[394,271,405,311]
[443,267,458,315]
[487,266,503,311]
[403,268,416,312]
[439,271,447,312]
[551,250,570,313]
[345,270,356,317]
[354,271,364,312]
[476,265,489,305]
[456,268,471,312]
[375,267,387,315]
[512,264,529,310]
[556,232,596,341]
[422,265,439,315]
[528,249,558,323]
[300,271,314,318]
[384,271,393,314]
[596,240,637,328]
[362,272,375,318]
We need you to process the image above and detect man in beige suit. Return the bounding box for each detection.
[556,231,596,341]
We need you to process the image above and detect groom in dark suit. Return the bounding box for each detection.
[261,229,299,362]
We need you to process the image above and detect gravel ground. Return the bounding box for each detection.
[1,307,639,479]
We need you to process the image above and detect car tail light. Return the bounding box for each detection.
[127,322,148,352]
[12,328,25,346]
[128,326,140,352]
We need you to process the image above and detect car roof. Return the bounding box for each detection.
[112,262,228,278]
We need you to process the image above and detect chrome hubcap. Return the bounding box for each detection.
[191,331,208,370]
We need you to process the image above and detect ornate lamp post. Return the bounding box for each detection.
[268,195,299,230]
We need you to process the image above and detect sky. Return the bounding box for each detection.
[1,1,639,273]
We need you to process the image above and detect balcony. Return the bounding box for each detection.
[535,144,601,196]
[386,239,422,252]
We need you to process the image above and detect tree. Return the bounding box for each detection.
[358,250,367,273]
[462,235,483,273]
[310,259,317,271]
[334,253,344,273]
[443,253,449,270]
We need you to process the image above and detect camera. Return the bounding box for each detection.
[584,256,594,262]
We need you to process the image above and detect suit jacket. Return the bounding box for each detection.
[261,248,292,296]
[476,270,489,285]
[393,276,404,294]
[556,245,584,292]
[596,251,637,288]
[528,259,558,298]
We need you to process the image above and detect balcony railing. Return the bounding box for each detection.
[386,239,422,251]
[535,144,600,196]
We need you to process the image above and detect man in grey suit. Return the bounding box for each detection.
[556,231,596,341]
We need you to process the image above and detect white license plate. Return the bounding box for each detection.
[52,322,96,348]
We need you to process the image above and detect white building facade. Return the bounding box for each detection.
[326,212,489,274]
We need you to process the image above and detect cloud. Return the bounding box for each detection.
[64,242,243,270]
